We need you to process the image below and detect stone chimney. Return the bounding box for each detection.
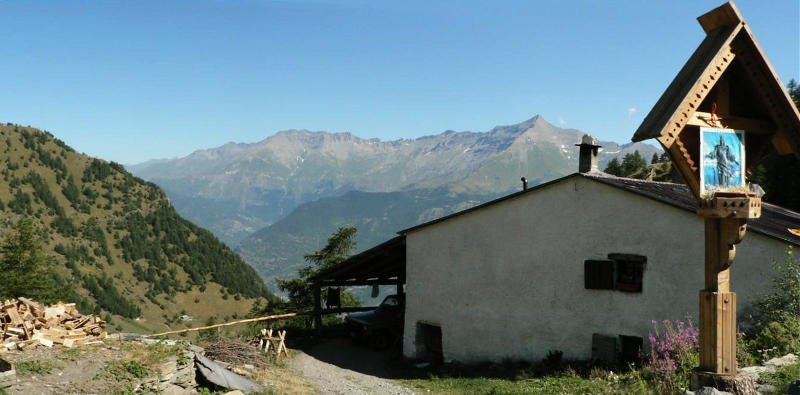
[575,134,601,173]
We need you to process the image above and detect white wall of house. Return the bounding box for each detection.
[402,176,790,363]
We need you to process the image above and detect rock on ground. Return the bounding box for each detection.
[684,387,733,395]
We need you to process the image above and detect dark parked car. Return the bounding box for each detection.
[345,294,404,350]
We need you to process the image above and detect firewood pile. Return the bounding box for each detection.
[1,297,106,351]
[204,336,271,369]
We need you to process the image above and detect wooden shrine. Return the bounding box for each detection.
[632,1,800,390]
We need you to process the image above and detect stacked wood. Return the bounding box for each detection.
[1,298,106,351]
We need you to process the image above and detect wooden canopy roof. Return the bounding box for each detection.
[310,235,406,287]
[632,1,800,197]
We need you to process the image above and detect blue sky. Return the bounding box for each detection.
[1,0,797,164]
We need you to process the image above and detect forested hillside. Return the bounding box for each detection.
[0,124,276,333]
[236,187,490,288]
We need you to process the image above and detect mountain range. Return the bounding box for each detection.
[129,116,659,291]
[129,116,658,242]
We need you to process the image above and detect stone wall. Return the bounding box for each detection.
[136,341,203,393]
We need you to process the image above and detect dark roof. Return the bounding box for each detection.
[310,235,406,284]
[400,173,800,247]
[585,174,800,247]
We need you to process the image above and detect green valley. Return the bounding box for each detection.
[236,187,492,289]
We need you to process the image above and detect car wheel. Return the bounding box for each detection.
[368,330,392,351]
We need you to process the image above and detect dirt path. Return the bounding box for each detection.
[288,338,415,395]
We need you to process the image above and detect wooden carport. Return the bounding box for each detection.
[309,235,406,332]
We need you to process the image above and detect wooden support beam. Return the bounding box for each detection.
[667,142,701,198]
[313,284,322,335]
[321,306,376,315]
[703,218,746,293]
[316,279,400,287]
[771,133,797,156]
[396,276,404,295]
[699,216,747,375]
[697,1,744,34]
[687,112,775,134]
[145,312,299,337]
[147,307,379,338]
[699,291,737,374]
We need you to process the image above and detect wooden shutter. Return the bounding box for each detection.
[584,260,614,289]
[591,333,617,363]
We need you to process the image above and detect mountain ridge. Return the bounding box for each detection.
[128,116,659,245]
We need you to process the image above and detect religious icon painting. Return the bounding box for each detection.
[699,127,746,196]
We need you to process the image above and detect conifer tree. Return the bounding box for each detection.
[0,217,70,303]
[276,226,360,310]
[604,157,623,176]
[619,151,648,177]
[260,226,361,327]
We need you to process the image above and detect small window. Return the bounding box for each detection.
[381,295,400,307]
[609,254,646,293]
[584,260,614,290]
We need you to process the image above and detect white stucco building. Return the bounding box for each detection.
[398,140,800,364]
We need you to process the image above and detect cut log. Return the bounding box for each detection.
[17,298,41,313]
[43,306,66,320]
[5,308,22,326]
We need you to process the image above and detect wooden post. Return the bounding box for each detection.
[396,276,403,295]
[692,195,762,393]
[313,283,322,335]
[699,218,744,374]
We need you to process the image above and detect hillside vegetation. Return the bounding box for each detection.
[237,188,489,289]
[0,124,276,332]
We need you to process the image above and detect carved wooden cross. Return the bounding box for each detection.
[632,0,800,382]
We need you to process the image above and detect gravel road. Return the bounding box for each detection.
[288,338,416,395]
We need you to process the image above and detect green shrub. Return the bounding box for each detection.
[746,247,800,363]
[755,246,800,323]
[760,360,800,394]
[750,317,800,362]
